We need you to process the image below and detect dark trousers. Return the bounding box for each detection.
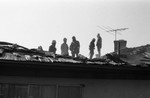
[71,52,79,58]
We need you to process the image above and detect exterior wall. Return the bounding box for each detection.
[0,76,150,98]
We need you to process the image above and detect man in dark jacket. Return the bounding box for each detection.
[49,40,57,54]
[96,33,102,57]
[70,36,80,58]
[89,38,95,59]
[61,38,69,56]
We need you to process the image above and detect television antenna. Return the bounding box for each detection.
[97,26,128,40]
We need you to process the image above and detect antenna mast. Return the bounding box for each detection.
[97,26,128,40]
[107,28,128,40]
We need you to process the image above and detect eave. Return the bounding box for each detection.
[0,60,150,80]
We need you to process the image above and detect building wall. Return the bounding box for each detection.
[0,76,150,98]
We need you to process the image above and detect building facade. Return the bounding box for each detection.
[0,60,150,98]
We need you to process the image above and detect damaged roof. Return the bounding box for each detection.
[0,41,127,66]
[0,41,150,79]
[0,41,150,67]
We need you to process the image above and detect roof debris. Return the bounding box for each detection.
[0,41,150,67]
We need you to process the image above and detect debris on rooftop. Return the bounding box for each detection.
[114,44,150,66]
[0,41,150,67]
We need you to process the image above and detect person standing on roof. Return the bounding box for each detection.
[70,36,80,58]
[96,33,102,58]
[89,38,95,59]
[49,40,57,54]
[61,38,69,56]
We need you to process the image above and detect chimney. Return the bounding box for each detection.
[114,40,127,54]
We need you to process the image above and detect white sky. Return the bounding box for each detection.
[0,0,150,57]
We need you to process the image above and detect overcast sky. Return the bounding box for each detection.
[0,0,150,57]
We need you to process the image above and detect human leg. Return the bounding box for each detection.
[97,47,100,58]
[75,52,79,58]
[71,52,75,58]
[90,50,94,59]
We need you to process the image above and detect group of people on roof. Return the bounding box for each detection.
[47,33,102,59]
